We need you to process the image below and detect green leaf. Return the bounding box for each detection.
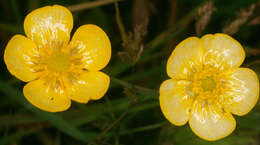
[0,80,94,143]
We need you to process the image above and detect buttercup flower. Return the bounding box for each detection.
[159,33,259,141]
[4,5,111,112]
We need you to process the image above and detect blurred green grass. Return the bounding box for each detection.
[0,0,260,145]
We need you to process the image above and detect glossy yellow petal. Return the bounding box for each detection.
[201,33,245,70]
[68,71,110,103]
[23,79,71,112]
[24,5,73,46]
[222,68,259,116]
[4,35,38,82]
[167,37,203,79]
[159,79,193,126]
[189,100,236,141]
[70,24,111,71]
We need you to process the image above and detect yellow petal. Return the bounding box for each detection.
[68,71,110,103]
[4,35,38,82]
[167,37,203,79]
[159,79,193,126]
[23,79,71,112]
[189,100,236,141]
[222,68,259,116]
[201,33,245,70]
[24,5,73,46]
[70,24,111,71]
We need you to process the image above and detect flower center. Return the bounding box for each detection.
[201,77,216,92]
[47,53,70,72]
[190,66,225,100]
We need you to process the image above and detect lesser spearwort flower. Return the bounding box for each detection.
[4,5,111,112]
[159,33,259,141]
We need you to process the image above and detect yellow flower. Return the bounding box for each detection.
[4,5,111,112]
[159,33,259,141]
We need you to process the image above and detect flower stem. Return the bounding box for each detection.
[68,0,124,12]
[110,77,158,97]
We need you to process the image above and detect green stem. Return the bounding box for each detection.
[120,122,167,135]
[115,2,128,42]
[68,0,124,12]
[110,77,158,96]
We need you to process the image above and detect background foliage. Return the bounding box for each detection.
[0,0,260,145]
